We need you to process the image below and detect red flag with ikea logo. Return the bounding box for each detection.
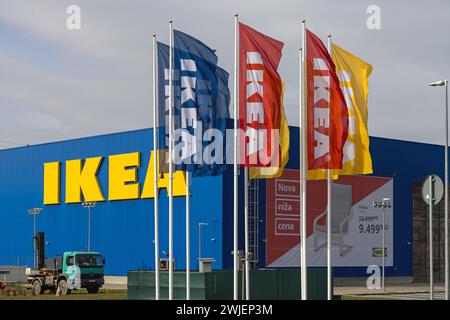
[239,22,289,179]
[306,29,348,170]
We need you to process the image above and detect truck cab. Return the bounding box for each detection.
[29,251,105,295]
[63,252,105,294]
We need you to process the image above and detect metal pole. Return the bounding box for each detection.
[298,48,302,299]
[241,255,245,299]
[88,206,91,252]
[168,19,174,301]
[33,211,36,269]
[199,223,202,260]
[326,34,332,301]
[152,32,160,301]
[430,177,434,300]
[300,19,308,301]
[244,167,250,300]
[327,171,332,298]
[445,80,449,301]
[233,13,239,301]
[186,173,190,300]
[382,206,385,293]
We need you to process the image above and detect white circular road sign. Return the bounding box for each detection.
[422,174,444,206]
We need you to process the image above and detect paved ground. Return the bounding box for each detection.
[0,276,128,300]
[1,277,444,300]
[336,282,445,300]
[103,276,127,290]
[0,288,127,300]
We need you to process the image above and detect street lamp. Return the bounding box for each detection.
[429,79,449,300]
[373,198,391,293]
[198,222,208,261]
[82,202,96,252]
[27,208,43,269]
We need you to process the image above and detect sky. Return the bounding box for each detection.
[0,0,449,149]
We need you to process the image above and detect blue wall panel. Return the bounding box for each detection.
[0,129,223,276]
[1,126,446,277]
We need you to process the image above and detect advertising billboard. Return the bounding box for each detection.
[266,169,393,267]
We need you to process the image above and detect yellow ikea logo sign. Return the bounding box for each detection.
[43,151,187,205]
[371,247,387,257]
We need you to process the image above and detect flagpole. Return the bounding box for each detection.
[233,13,240,301]
[298,47,302,300]
[300,19,308,301]
[168,19,174,301]
[244,167,250,300]
[326,169,332,300]
[152,32,160,301]
[326,34,333,301]
[186,172,190,300]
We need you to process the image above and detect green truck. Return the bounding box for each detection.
[28,233,105,295]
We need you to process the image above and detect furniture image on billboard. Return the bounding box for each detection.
[312,183,353,256]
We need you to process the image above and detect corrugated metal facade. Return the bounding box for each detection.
[0,127,446,277]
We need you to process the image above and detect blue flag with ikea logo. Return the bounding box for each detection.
[157,30,230,177]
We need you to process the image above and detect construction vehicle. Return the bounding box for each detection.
[27,232,105,295]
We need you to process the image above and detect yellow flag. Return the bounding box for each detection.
[250,83,290,179]
[307,169,338,180]
[332,43,373,175]
[308,43,373,180]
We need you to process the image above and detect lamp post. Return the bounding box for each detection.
[429,80,449,300]
[373,198,391,293]
[82,202,96,252]
[198,222,208,261]
[27,208,43,269]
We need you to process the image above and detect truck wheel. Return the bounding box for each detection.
[32,280,42,295]
[57,279,70,296]
[87,286,100,294]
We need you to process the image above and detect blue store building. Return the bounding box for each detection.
[0,126,446,281]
